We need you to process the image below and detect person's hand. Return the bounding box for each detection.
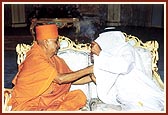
[91,41,102,56]
[90,74,96,84]
[87,65,93,73]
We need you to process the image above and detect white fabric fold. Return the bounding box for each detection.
[93,31,164,111]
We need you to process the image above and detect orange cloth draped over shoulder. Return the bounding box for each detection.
[8,42,87,111]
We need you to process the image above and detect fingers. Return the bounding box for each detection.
[91,41,97,44]
[91,41,97,49]
[91,41,97,45]
[90,73,96,84]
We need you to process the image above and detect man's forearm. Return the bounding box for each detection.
[72,75,92,85]
[54,66,93,84]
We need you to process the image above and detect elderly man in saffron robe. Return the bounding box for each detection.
[8,24,94,111]
[91,31,164,111]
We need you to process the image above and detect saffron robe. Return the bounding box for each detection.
[8,42,87,111]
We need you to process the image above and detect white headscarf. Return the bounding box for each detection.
[95,31,127,55]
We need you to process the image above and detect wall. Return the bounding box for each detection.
[151,4,164,28]
[4,4,164,28]
[120,4,164,28]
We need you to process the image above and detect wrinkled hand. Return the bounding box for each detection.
[91,41,102,56]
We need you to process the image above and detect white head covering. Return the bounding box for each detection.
[93,31,164,111]
[95,31,127,55]
[93,31,129,105]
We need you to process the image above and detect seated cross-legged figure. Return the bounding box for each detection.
[8,24,95,111]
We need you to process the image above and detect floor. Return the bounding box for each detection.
[3,26,165,88]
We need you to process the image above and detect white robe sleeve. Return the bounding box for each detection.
[94,45,135,75]
[93,45,136,105]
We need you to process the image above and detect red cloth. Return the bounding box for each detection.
[8,42,86,111]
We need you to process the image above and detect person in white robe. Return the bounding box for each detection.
[91,30,164,111]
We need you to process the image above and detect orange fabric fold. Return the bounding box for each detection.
[8,42,86,111]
